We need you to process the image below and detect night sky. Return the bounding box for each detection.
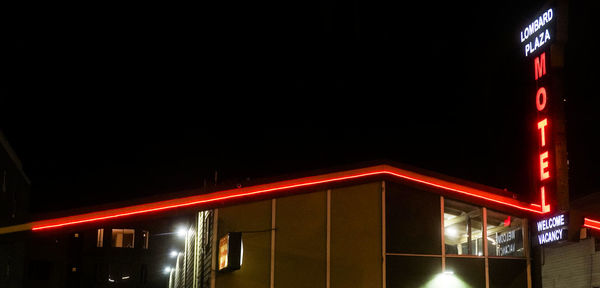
[2,0,599,214]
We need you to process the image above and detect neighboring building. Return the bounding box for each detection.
[0,130,31,288]
[2,162,598,287]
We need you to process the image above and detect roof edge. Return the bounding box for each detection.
[19,164,544,233]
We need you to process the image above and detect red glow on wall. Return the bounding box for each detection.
[29,165,548,231]
[583,218,600,232]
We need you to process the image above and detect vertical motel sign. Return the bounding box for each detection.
[520,6,561,213]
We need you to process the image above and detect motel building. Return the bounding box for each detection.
[3,2,600,288]
[1,160,600,288]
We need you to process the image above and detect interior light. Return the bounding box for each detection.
[444,213,456,220]
[446,227,458,237]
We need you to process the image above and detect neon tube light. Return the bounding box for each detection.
[25,165,547,231]
[584,218,600,232]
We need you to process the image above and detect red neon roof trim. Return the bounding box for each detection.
[584,218,600,232]
[29,165,546,231]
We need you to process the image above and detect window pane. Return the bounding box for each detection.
[112,229,121,247]
[487,210,524,257]
[97,229,104,247]
[444,199,483,256]
[489,258,527,288]
[446,258,485,288]
[386,256,441,288]
[123,229,135,248]
[386,182,441,254]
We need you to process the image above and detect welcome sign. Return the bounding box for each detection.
[534,213,568,246]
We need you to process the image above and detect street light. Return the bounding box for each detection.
[170,250,179,258]
[176,227,187,238]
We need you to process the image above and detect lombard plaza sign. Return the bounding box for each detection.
[520,8,554,57]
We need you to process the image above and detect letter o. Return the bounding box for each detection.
[536,87,547,111]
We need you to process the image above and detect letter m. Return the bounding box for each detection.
[535,52,546,80]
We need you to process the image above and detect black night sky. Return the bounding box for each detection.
[2,0,599,214]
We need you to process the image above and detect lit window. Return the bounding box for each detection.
[97,229,104,247]
[111,229,135,248]
[444,199,483,256]
[487,210,524,257]
[141,230,149,249]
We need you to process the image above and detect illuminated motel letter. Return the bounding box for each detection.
[540,151,550,180]
[536,87,547,111]
[538,118,548,147]
[535,53,546,80]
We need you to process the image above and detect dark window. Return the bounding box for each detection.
[445,258,485,288]
[95,263,106,283]
[28,260,53,280]
[595,236,600,252]
[386,182,441,254]
[140,264,147,284]
[386,256,441,288]
[489,258,527,288]
[141,230,149,249]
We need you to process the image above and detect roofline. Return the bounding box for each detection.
[0,164,548,234]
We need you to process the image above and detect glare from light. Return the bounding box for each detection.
[170,250,179,258]
[240,240,244,266]
[446,227,458,237]
[164,266,172,274]
[176,227,187,238]
[444,213,457,220]
[424,271,471,288]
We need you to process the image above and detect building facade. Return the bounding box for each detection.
[1,163,599,287]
